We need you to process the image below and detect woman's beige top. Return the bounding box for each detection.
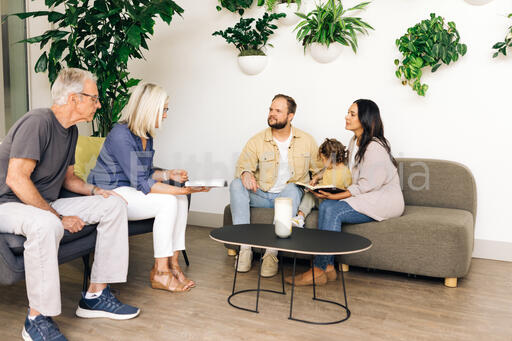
[344,137,404,221]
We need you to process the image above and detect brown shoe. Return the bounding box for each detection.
[171,268,196,289]
[325,269,337,282]
[285,271,327,286]
[150,268,190,292]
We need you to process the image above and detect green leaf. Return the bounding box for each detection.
[431,63,441,72]
[126,25,142,47]
[35,52,48,73]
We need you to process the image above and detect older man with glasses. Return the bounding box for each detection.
[0,68,140,341]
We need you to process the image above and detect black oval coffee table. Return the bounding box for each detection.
[210,224,372,325]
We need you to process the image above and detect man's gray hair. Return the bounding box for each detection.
[51,68,97,105]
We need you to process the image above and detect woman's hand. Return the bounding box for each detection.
[168,169,188,183]
[182,186,210,194]
[313,190,352,200]
[93,187,128,204]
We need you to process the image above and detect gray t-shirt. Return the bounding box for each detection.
[0,108,78,203]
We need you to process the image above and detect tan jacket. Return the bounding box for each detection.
[235,127,323,192]
[344,137,405,221]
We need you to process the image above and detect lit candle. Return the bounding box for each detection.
[274,197,292,238]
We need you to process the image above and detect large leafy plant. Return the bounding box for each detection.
[295,0,373,52]
[212,12,285,56]
[492,13,512,58]
[394,13,467,96]
[11,0,183,137]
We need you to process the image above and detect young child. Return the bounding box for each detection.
[292,138,352,227]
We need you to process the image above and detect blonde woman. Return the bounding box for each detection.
[88,83,208,292]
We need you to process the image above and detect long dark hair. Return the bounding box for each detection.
[353,99,397,168]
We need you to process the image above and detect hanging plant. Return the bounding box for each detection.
[264,0,302,12]
[394,13,467,96]
[295,0,373,52]
[212,12,285,56]
[216,0,257,15]
[492,13,512,58]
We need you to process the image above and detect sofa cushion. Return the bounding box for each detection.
[6,224,98,256]
[74,136,105,181]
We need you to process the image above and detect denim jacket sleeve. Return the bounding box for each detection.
[107,129,156,194]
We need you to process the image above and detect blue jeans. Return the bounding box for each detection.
[229,178,303,225]
[314,200,374,270]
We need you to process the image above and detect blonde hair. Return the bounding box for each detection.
[119,82,169,138]
[51,68,97,105]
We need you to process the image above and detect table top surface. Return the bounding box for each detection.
[210,224,372,255]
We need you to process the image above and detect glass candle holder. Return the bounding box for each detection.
[274,197,292,238]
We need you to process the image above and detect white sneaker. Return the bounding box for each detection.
[260,253,279,277]
[235,249,253,272]
[291,215,305,228]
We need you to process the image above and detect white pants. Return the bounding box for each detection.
[0,195,129,316]
[113,187,188,258]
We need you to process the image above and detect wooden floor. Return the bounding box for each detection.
[1,226,511,341]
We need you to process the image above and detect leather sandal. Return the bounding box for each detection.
[325,268,337,282]
[150,268,190,292]
[285,271,327,286]
[171,268,196,289]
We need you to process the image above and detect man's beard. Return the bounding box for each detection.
[268,117,287,129]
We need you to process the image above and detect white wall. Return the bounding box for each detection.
[26,0,512,258]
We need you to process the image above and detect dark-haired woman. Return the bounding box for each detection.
[287,99,404,286]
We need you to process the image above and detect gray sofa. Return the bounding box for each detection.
[223,158,477,288]
[0,182,190,292]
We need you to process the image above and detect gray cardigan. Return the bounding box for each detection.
[344,137,404,221]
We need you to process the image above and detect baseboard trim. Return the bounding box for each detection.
[188,212,512,262]
[187,211,223,228]
[473,239,512,262]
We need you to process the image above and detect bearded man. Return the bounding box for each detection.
[229,94,322,277]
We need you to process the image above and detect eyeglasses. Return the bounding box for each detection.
[79,92,100,104]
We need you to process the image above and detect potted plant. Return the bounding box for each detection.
[492,13,512,58]
[264,0,302,26]
[10,0,183,137]
[295,0,373,63]
[394,13,467,96]
[216,0,256,15]
[213,12,285,75]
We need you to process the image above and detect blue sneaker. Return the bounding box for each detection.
[22,313,68,341]
[75,286,140,320]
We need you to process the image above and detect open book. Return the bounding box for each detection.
[295,182,346,194]
[184,178,228,188]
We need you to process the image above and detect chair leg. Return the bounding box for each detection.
[444,277,457,288]
[339,263,349,272]
[82,254,91,293]
[182,250,190,267]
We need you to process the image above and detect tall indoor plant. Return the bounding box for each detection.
[394,13,467,96]
[212,12,284,75]
[295,0,373,63]
[11,0,184,137]
[265,0,302,26]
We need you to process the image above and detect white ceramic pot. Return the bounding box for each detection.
[464,0,493,5]
[309,43,342,63]
[237,55,268,75]
[275,3,300,26]
[274,198,292,238]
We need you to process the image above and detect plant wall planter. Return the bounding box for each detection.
[464,0,493,5]
[238,55,268,75]
[310,43,342,63]
[275,3,300,26]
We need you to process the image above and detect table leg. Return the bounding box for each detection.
[288,254,297,320]
[255,250,263,312]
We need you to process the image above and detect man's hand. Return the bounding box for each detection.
[61,216,85,233]
[169,169,188,183]
[93,187,127,204]
[241,172,258,192]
